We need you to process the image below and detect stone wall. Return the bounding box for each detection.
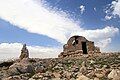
[58,35,100,58]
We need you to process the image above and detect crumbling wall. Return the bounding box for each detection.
[58,35,101,58]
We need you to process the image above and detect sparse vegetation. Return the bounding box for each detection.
[0,53,120,80]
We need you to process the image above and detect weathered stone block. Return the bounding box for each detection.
[58,35,101,58]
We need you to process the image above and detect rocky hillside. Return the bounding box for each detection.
[0,53,120,80]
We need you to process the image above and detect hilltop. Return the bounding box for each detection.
[0,36,120,80]
[0,52,120,80]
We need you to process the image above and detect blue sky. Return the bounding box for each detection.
[0,0,120,60]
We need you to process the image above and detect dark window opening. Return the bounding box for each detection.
[72,40,78,46]
[72,36,79,46]
[63,55,66,57]
[75,40,78,44]
[82,42,88,54]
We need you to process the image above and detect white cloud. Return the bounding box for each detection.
[105,0,120,19]
[79,5,85,14]
[0,43,61,61]
[71,26,119,48]
[105,15,112,20]
[0,0,119,54]
[111,0,120,17]
[0,0,81,44]
[96,38,111,48]
[93,7,96,11]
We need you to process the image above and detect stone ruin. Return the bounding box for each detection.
[19,44,29,60]
[58,35,101,58]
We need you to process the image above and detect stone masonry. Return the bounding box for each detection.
[58,35,100,58]
[19,44,29,60]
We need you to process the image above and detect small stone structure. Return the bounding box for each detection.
[58,35,100,58]
[19,44,29,60]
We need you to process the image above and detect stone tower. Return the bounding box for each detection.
[58,35,100,58]
[19,44,29,60]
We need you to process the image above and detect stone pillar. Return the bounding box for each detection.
[19,44,29,60]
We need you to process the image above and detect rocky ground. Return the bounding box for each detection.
[0,53,120,80]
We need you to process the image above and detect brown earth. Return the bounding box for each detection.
[0,52,120,80]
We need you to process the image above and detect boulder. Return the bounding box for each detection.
[8,59,34,75]
[52,78,61,80]
[94,77,99,80]
[71,65,79,72]
[32,73,43,79]
[108,69,120,80]
[76,74,90,80]
[4,76,21,80]
[80,62,87,74]
[53,72,61,78]
[95,73,104,78]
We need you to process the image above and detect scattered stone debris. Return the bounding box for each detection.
[108,69,120,80]
[0,36,120,80]
[76,74,90,80]
[0,61,14,67]
[58,36,101,58]
[19,44,29,60]
[0,52,120,80]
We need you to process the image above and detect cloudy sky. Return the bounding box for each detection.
[0,0,120,60]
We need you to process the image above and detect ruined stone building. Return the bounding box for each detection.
[58,35,100,58]
[19,44,29,60]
